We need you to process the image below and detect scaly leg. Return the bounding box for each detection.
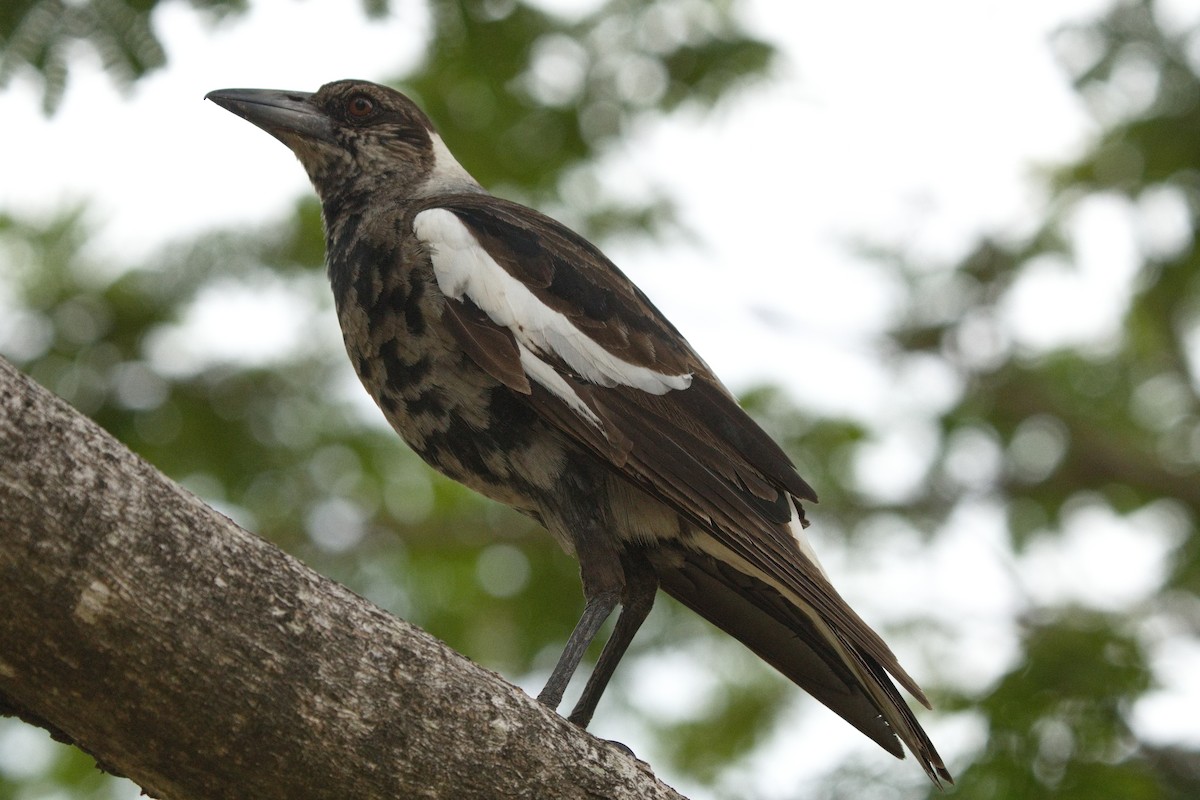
[568,551,658,727]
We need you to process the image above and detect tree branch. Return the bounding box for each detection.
[0,356,685,800]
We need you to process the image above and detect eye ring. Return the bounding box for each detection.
[346,94,376,120]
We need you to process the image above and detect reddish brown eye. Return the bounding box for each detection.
[347,95,375,119]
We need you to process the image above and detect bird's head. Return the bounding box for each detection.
[206,79,481,204]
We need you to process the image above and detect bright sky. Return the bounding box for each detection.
[1,0,1111,406]
[2,0,1196,796]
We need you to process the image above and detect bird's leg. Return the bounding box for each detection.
[537,520,624,711]
[568,551,658,728]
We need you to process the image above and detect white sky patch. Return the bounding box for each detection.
[1018,500,1178,611]
[1002,194,1141,353]
[305,496,368,553]
[821,502,1024,694]
[145,278,332,376]
[1133,635,1200,748]
[623,645,724,724]
[1135,184,1196,261]
[851,420,941,503]
[0,723,60,780]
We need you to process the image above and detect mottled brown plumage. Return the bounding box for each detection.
[207,79,951,785]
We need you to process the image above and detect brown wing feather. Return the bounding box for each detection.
[442,297,531,394]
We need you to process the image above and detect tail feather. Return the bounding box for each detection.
[649,546,953,786]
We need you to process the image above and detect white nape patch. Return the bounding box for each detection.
[417,133,483,196]
[518,343,603,428]
[788,499,829,579]
[414,208,692,394]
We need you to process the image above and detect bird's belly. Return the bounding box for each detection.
[345,321,568,514]
[330,260,687,550]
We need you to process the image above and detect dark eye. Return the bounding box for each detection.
[346,94,376,120]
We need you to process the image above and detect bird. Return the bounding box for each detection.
[206,78,951,786]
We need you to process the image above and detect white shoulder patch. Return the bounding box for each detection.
[414,207,693,401]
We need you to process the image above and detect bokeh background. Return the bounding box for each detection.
[2,1,1198,798]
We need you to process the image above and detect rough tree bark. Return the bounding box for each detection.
[0,356,686,800]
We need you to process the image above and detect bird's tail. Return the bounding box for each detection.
[649,546,953,787]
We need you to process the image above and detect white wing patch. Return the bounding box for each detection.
[517,343,602,427]
[415,208,693,411]
[788,499,828,579]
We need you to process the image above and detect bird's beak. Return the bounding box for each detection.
[206,88,335,145]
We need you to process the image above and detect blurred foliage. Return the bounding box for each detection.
[2,0,1200,799]
[0,0,244,113]
[407,0,773,232]
[857,1,1200,798]
[953,609,1159,799]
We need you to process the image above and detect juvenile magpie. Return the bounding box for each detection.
[206,79,951,785]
